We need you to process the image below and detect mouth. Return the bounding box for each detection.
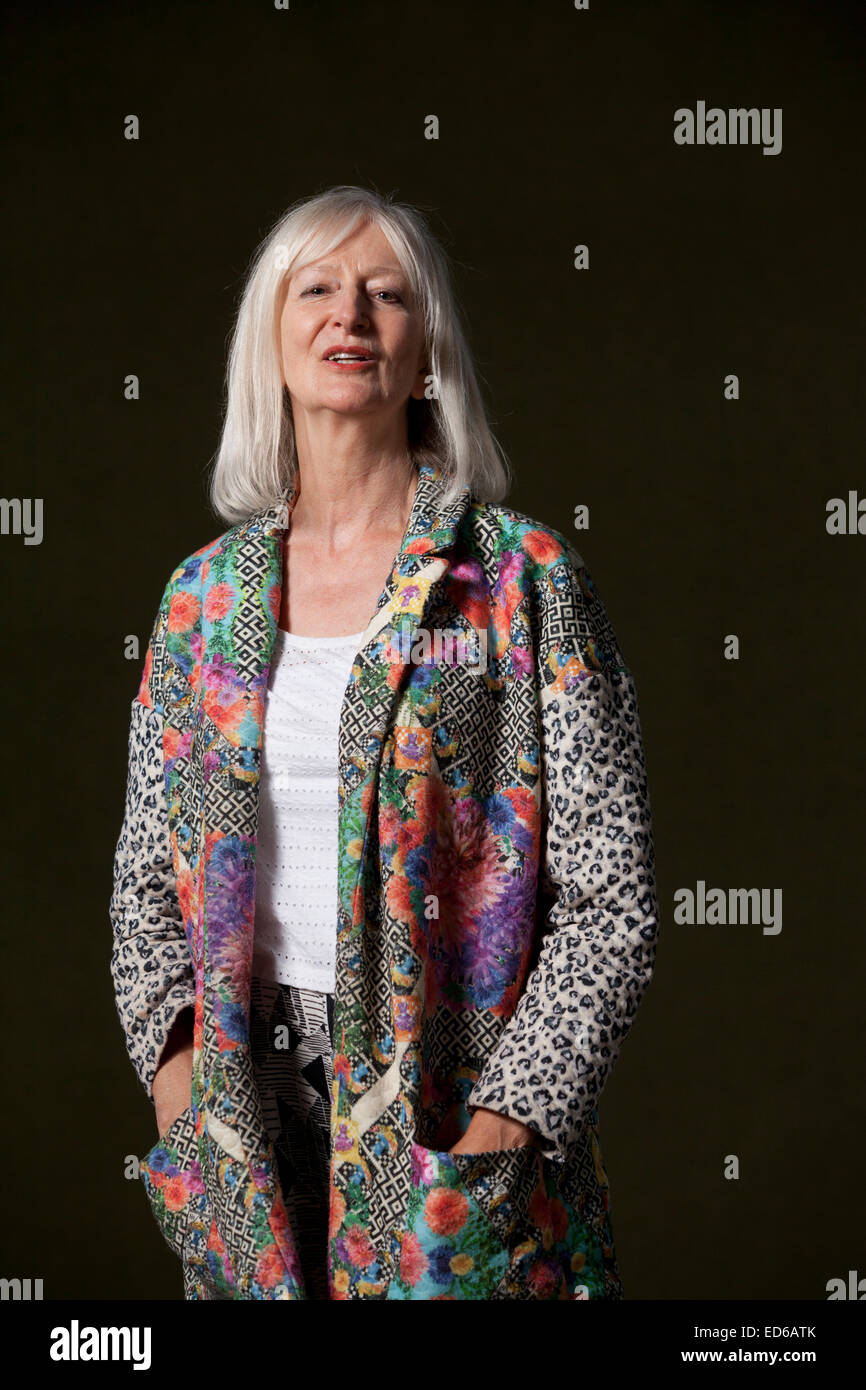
[322,356,377,370]
[322,350,377,369]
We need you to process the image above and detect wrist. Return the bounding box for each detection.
[159,1008,194,1065]
[453,1107,539,1153]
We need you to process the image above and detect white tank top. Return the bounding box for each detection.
[252,627,365,992]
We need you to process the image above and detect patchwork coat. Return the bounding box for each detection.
[109,460,660,1300]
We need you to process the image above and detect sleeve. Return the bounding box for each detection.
[465,553,660,1163]
[109,587,196,1100]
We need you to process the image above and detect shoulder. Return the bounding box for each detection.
[461,496,586,581]
[138,522,244,705]
[163,524,241,599]
[151,516,253,633]
[460,497,627,676]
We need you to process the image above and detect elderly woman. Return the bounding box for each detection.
[109,184,660,1302]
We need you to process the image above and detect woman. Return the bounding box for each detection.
[109,184,660,1301]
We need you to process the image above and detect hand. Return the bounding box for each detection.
[448,1107,541,1156]
[152,1010,194,1139]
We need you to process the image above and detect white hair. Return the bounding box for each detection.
[207,184,512,524]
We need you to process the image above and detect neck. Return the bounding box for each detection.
[288,450,418,549]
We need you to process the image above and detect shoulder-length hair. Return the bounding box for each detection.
[208,184,511,524]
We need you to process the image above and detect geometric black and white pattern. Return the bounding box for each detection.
[249,977,334,1301]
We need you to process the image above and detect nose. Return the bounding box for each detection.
[330,281,370,331]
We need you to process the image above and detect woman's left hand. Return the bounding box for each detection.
[448,1106,541,1155]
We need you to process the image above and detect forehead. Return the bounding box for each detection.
[292,253,405,281]
[296,260,402,276]
[293,222,404,278]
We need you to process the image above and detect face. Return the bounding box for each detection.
[278,221,428,426]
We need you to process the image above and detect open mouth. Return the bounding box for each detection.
[324,352,376,364]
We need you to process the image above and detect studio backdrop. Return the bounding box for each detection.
[1,0,863,1303]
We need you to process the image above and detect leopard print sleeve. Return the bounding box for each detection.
[109,651,196,1099]
[466,556,661,1162]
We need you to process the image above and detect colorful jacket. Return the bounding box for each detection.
[109,460,660,1300]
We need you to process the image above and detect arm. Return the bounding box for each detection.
[109,598,197,1117]
[465,557,660,1163]
[152,1007,195,1137]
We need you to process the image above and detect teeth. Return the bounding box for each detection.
[328,353,369,361]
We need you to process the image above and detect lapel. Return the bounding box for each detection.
[197,458,473,1069]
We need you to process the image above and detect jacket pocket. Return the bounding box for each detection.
[387,1141,535,1300]
[388,1136,613,1300]
[140,1105,209,1261]
[140,1105,235,1298]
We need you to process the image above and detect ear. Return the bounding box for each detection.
[410,355,429,402]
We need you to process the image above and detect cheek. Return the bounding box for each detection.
[278,320,292,376]
[279,321,315,386]
[385,338,425,389]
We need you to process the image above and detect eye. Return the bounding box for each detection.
[299,285,403,302]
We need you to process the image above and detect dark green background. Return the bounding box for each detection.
[1,0,863,1300]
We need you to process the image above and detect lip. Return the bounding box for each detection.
[322,344,378,362]
[322,357,377,371]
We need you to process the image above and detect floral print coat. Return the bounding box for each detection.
[109,460,660,1300]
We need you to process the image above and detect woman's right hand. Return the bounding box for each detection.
[152,1009,194,1139]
